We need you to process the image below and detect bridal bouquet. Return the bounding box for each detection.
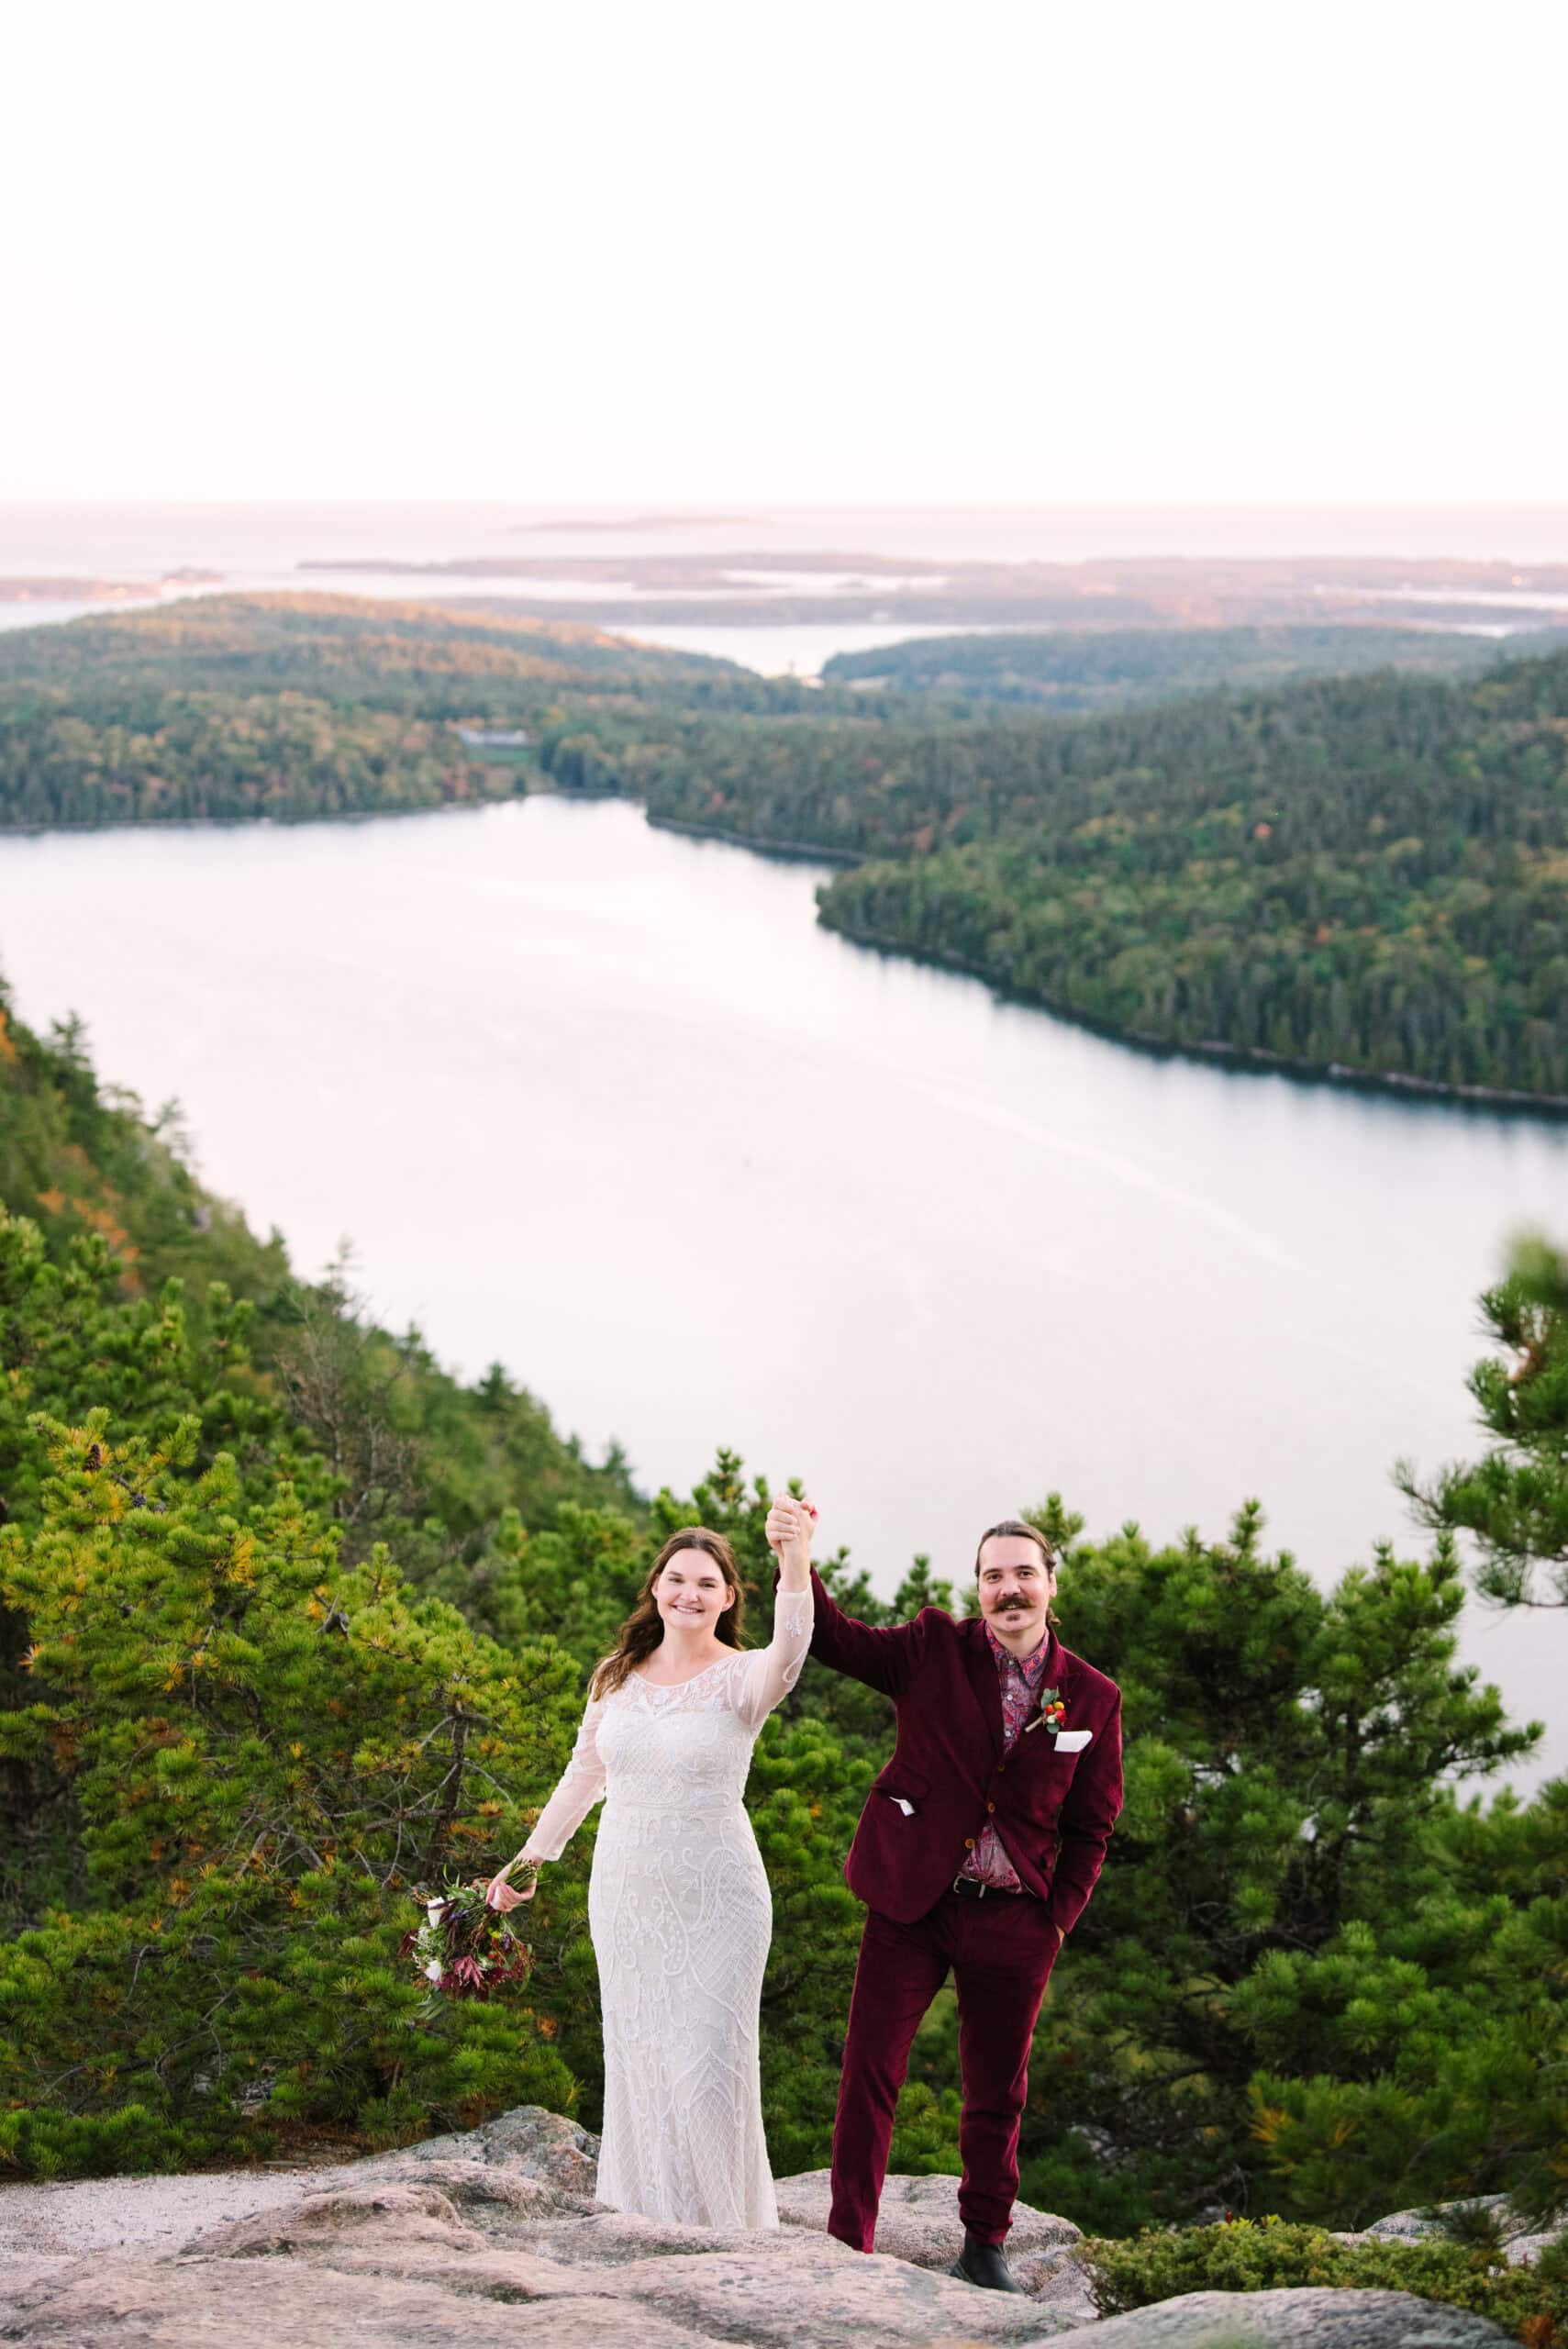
[400,1878,533,2021]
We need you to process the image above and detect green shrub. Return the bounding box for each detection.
[1085,2218,1568,2345]
[0,1410,582,2174]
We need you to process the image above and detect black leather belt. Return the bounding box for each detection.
[951,1873,1024,1898]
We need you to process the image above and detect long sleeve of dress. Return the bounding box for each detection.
[731,1586,815,1733]
[520,1693,608,1862]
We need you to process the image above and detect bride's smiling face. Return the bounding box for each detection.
[655,1550,736,1638]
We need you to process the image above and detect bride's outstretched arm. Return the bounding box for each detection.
[485,1692,608,1905]
[523,1692,608,1859]
[733,1496,816,1731]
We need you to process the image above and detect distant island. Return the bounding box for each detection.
[512,511,770,533]
[0,571,221,605]
[294,546,1568,635]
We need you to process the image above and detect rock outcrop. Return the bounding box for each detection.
[1364,2196,1562,2269]
[775,2168,1092,2310]
[1044,2294,1516,2346]
[0,2109,1518,2349]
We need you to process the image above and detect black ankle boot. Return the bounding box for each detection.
[948,2233,1024,2292]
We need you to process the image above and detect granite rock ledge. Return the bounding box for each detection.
[0,2106,1518,2349]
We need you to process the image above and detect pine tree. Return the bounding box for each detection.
[1241,1776,1568,2228]
[1399,1233,1568,1608]
[0,1205,323,1920]
[0,1404,582,2175]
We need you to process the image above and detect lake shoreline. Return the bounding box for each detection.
[643,810,862,866]
[643,799,1568,1119]
[0,792,528,842]
[813,914,1568,1121]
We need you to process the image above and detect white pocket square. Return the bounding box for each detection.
[886,1796,916,1816]
[1051,1729,1093,1753]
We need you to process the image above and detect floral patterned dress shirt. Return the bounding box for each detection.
[958,1619,1054,1892]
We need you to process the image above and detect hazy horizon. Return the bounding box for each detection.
[6,0,1565,507]
[11,497,1568,572]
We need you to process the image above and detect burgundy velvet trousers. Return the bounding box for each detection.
[828,1887,1060,2252]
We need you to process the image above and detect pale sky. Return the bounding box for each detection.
[6,0,1566,507]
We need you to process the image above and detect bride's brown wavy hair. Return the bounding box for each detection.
[590,1528,747,1700]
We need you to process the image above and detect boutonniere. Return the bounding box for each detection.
[1025,1687,1068,1735]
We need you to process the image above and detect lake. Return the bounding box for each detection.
[2,796,1563,1785]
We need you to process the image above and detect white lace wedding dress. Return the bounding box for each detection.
[521,1588,813,2231]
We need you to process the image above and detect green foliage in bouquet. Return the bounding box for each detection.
[1084,2216,1568,2345]
[402,1878,534,2021]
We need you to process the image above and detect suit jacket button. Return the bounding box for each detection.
[986,1801,996,1813]
[963,1837,976,1850]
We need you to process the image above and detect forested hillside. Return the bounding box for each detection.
[622,651,1568,1099]
[0,596,772,830]
[0,595,740,707]
[0,992,1562,2237]
[821,623,1517,710]
[0,694,523,828]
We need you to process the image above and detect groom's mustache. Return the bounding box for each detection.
[995,1598,1032,1611]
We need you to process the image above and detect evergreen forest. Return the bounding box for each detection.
[622,654,1568,1101]
[819,624,1514,711]
[3,596,1566,1100]
[1,982,1563,2251]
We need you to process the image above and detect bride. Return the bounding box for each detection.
[484,1496,815,2230]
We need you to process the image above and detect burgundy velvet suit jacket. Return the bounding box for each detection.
[805,1567,1123,1938]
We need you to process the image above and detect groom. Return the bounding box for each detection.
[770,1505,1121,2293]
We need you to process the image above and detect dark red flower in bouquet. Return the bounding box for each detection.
[403,1878,533,2020]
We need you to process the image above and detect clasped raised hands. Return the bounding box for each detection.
[764,1494,817,1573]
